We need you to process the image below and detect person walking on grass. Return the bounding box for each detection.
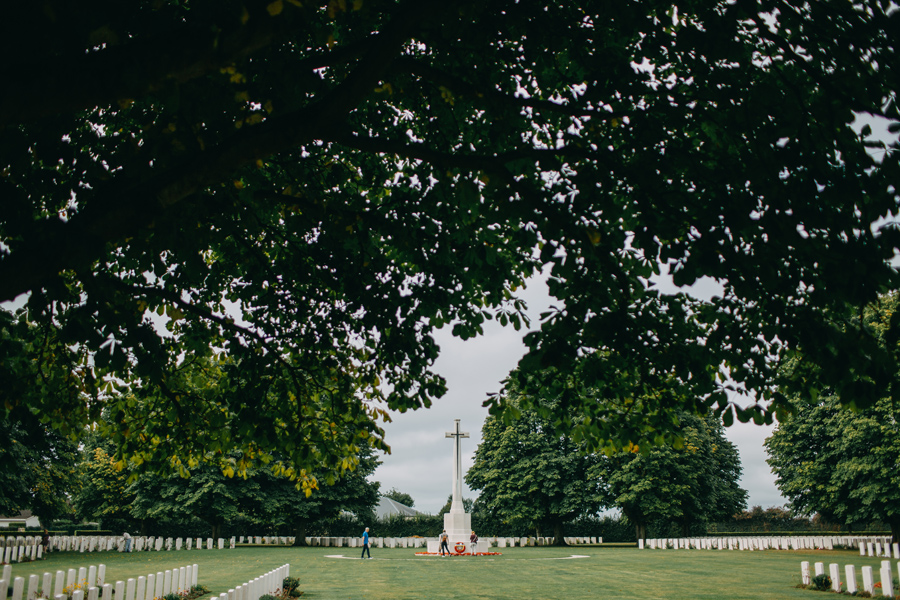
[439,530,450,556]
[361,527,371,559]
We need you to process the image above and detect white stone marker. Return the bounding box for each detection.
[829,564,841,592]
[12,577,24,600]
[863,545,868,556]
[882,565,894,597]
[846,565,858,594]
[154,573,164,600]
[207,538,214,550]
[178,567,186,593]
[192,565,199,587]
[101,585,112,600]
[72,590,84,600]
[863,566,875,594]
[67,569,77,589]
[136,577,145,600]
[54,572,64,597]
[814,562,825,577]
[801,562,811,586]
[869,542,876,557]
[27,575,39,600]
[87,587,99,600]
[894,543,900,560]
[114,581,124,600]
[42,572,52,598]
[145,575,155,600]
[164,571,173,596]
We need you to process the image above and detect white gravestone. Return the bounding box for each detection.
[862,566,875,594]
[845,565,857,594]
[882,565,895,597]
[829,564,841,592]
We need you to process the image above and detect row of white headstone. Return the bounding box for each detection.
[639,535,894,553]
[237,537,294,546]
[2,533,604,558]
[802,560,900,596]
[0,563,198,600]
[214,564,290,600]
[860,541,900,559]
[1,541,43,564]
[43,536,239,553]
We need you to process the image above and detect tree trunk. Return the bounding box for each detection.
[551,521,569,546]
[889,518,900,546]
[211,522,221,541]
[635,522,647,543]
[292,522,308,546]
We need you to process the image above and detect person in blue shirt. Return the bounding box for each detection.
[361,527,371,559]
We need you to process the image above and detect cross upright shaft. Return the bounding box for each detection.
[445,419,469,513]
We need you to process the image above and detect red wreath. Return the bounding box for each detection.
[454,542,466,554]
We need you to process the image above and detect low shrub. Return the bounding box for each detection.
[810,574,831,591]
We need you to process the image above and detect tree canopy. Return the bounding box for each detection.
[2,1,899,479]
[765,293,900,542]
[599,412,747,540]
[766,392,900,542]
[466,377,605,544]
[0,405,78,523]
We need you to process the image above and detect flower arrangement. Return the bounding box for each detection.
[62,579,90,599]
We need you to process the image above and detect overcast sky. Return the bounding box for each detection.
[371,273,786,515]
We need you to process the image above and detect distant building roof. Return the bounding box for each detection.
[375,497,422,520]
[0,511,41,528]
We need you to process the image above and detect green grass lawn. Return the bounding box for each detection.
[4,545,894,600]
